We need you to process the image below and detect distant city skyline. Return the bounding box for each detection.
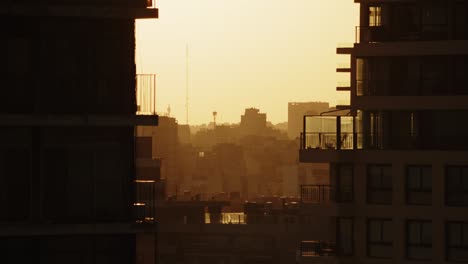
[136,0,358,124]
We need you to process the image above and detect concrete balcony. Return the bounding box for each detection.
[336,43,353,55]
[336,63,351,73]
[336,81,351,92]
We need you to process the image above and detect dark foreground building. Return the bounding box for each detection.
[0,1,158,263]
[300,1,468,264]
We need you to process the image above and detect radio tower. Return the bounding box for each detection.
[185,44,189,125]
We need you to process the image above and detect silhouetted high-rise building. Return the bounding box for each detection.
[299,1,468,263]
[288,102,329,139]
[0,1,158,263]
[240,108,267,136]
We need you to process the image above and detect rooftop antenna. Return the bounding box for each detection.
[167,104,171,117]
[185,44,189,125]
[213,111,217,128]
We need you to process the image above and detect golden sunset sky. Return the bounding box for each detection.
[136,0,358,125]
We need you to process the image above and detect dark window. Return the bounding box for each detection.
[406,165,432,205]
[0,148,30,222]
[446,166,468,206]
[337,164,353,202]
[337,217,354,256]
[447,222,468,262]
[367,219,393,259]
[367,165,392,204]
[407,220,432,260]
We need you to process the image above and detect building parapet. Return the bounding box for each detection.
[0,3,158,19]
[0,114,158,127]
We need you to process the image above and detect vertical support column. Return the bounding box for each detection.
[32,127,41,221]
[337,116,342,150]
[302,115,306,149]
[353,116,357,150]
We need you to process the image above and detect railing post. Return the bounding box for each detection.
[336,116,341,150]
[353,116,357,150]
[300,185,303,203]
[302,115,306,148]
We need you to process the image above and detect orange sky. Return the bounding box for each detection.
[136,0,358,125]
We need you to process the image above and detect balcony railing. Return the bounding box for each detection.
[356,25,449,43]
[301,132,362,150]
[136,74,156,115]
[300,115,362,151]
[300,185,334,204]
[301,240,336,257]
[134,180,156,224]
[356,80,390,96]
[301,185,354,204]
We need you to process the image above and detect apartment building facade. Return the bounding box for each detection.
[300,1,468,264]
[0,1,158,263]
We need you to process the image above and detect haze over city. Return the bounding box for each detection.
[136,0,358,124]
[3,1,468,263]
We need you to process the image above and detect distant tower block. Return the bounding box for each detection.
[213,111,217,128]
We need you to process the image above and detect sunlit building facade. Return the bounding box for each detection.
[0,1,158,263]
[300,1,468,264]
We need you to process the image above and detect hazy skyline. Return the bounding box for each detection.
[136,0,358,125]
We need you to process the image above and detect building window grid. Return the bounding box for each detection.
[336,164,354,203]
[445,165,468,206]
[446,221,468,262]
[406,165,432,206]
[369,6,382,27]
[337,217,354,256]
[406,220,432,260]
[367,218,393,259]
[367,165,392,205]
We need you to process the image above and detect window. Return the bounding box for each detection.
[367,219,393,258]
[369,6,382,27]
[446,166,468,206]
[0,148,30,221]
[421,4,447,40]
[337,217,354,256]
[406,166,432,205]
[336,164,353,202]
[447,222,468,262]
[367,165,392,204]
[407,220,432,260]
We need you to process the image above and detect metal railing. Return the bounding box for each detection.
[205,213,246,224]
[134,180,156,224]
[356,80,390,96]
[301,132,358,150]
[356,26,388,43]
[356,25,448,43]
[136,74,156,115]
[301,240,336,257]
[300,185,335,204]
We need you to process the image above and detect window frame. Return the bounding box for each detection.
[445,165,468,206]
[336,217,354,256]
[367,218,393,259]
[336,163,354,203]
[406,165,432,206]
[367,164,393,205]
[446,221,468,262]
[406,220,432,260]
